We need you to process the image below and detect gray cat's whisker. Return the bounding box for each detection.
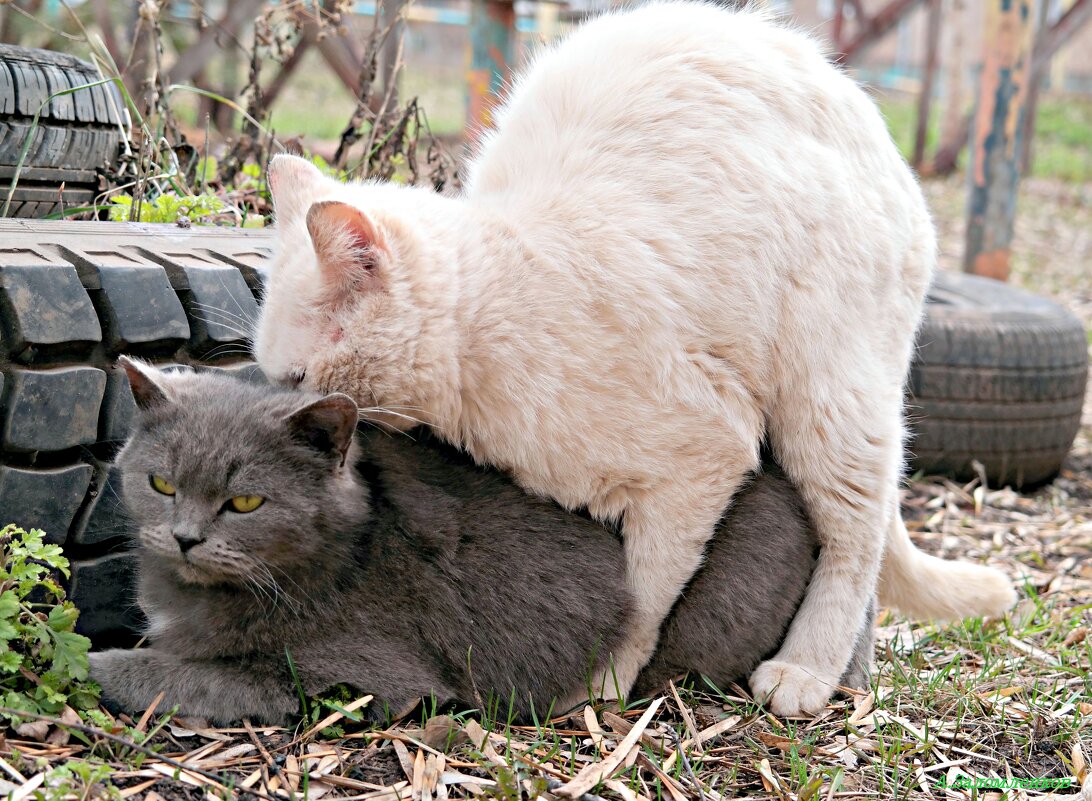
[255,566,292,614]
[240,576,267,611]
[266,564,316,611]
[245,560,303,615]
[248,572,282,614]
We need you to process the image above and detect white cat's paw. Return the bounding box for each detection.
[749,660,837,716]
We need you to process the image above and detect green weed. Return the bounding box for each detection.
[0,525,99,725]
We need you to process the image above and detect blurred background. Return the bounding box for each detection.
[0,0,1088,297]
[1,0,1089,173]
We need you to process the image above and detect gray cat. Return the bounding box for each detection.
[88,360,872,725]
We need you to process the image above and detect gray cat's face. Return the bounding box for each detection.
[115,359,360,589]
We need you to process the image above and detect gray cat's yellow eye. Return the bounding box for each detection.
[228,495,264,513]
[150,475,176,496]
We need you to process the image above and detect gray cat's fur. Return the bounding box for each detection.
[89,363,872,724]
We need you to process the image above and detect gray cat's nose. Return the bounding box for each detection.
[173,532,205,553]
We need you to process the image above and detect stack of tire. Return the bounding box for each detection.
[0,219,271,644]
[0,43,125,218]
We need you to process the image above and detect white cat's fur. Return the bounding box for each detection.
[254,3,1015,714]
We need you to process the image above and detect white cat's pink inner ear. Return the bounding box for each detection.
[306,201,389,282]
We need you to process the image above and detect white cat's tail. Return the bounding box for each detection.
[878,514,1016,621]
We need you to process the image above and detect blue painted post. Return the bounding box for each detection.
[963,0,1034,280]
[465,0,515,145]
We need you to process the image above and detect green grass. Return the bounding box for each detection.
[879,93,1092,182]
[1029,99,1092,182]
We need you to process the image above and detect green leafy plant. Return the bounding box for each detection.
[107,192,229,225]
[29,759,120,801]
[303,684,363,738]
[0,524,99,724]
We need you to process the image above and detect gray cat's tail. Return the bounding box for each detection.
[878,514,1015,621]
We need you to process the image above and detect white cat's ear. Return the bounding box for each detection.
[268,154,326,226]
[118,356,172,411]
[285,393,359,466]
[305,200,388,292]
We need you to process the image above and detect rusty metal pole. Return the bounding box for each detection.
[963,0,1034,280]
[465,0,515,146]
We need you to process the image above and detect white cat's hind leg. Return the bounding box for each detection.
[751,380,903,716]
[595,454,759,699]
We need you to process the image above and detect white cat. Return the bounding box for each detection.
[254,2,1015,714]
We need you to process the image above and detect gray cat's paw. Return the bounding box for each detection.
[88,650,140,714]
[837,658,871,694]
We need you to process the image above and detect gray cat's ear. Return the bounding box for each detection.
[268,154,326,226]
[118,356,172,411]
[285,393,358,465]
[306,201,388,293]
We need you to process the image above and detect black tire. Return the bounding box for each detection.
[907,271,1089,488]
[0,218,271,642]
[0,44,125,218]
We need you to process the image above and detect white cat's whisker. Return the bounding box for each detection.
[190,301,256,329]
[188,306,257,340]
[211,275,260,328]
[203,345,255,360]
[357,407,441,433]
[188,308,253,335]
[188,306,252,331]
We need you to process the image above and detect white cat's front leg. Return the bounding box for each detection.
[752,385,902,716]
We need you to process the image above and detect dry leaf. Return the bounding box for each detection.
[757,757,784,796]
[555,698,664,799]
[13,721,48,742]
[757,732,800,752]
[584,705,606,753]
[1074,741,1088,782]
[848,693,875,726]
[420,715,470,752]
[1063,626,1088,647]
[45,706,81,746]
[461,719,487,750]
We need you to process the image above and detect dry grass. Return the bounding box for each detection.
[2,176,1090,800]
